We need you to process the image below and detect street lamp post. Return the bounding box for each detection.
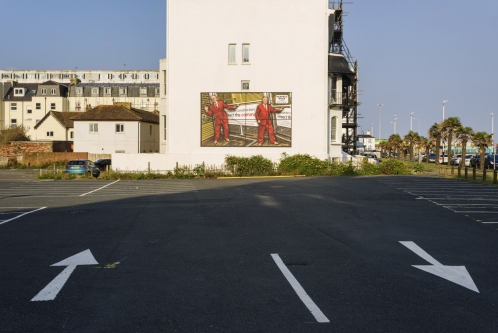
[371,123,374,137]
[491,113,495,171]
[377,103,384,140]
[393,114,398,135]
[410,112,415,131]
[413,117,420,133]
[442,100,449,121]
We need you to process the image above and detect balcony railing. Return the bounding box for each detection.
[329,91,356,107]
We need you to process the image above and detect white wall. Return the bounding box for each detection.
[74,121,140,154]
[160,0,336,169]
[34,116,68,141]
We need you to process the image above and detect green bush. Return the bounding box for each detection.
[412,163,424,173]
[378,159,411,175]
[278,154,328,176]
[358,158,381,176]
[225,155,275,176]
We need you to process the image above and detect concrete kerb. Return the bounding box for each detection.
[217,175,307,179]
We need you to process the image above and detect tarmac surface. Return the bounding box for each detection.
[0,172,497,332]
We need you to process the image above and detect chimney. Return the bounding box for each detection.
[86,104,92,111]
[366,130,371,136]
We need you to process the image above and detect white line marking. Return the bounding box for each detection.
[271,254,329,323]
[482,222,498,224]
[0,207,46,226]
[452,211,498,214]
[80,180,120,197]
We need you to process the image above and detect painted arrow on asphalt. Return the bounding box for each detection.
[400,241,479,293]
[31,249,99,302]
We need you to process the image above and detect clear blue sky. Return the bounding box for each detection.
[1,0,497,138]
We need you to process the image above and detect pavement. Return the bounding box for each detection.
[0,172,497,332]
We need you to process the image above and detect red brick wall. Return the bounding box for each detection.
[0,142,53,157]
[22,152,88,166]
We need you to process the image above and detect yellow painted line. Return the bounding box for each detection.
[217,175,306,179]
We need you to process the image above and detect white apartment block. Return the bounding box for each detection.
[0,70,159,84]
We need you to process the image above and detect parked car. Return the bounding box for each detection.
[464,154,473,167]
[450,154,462,166]
[438,154,448,164]
[94,159,112,171]
[66,160,100,177]
[422,153,436,163]
[361,153,380,165]
[484,154,498,169]
[470,153,491,168]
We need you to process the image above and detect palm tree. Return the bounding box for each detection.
[441,117,462,166]
[418,136,432,164]
[428,123,443,165]
[388,134,403,159]
[404,131,420,162]
[455,126,473,165]
[471,131,492,170]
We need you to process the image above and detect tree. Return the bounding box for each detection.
[455,126,473,164]
[418,136,432,164]
[471,131,492,170]
[428,123,443,165]
[0,125,30,144]
[441,117,462,166]
[388,134,403,159]
[404,131,420,162]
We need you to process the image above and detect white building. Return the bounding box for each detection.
[114,0,358,171]
[72,103,159,155]
[357,131,376,151]
[34,111,79,142]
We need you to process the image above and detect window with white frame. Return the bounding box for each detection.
[242,44,250,64]
[46,131,54,137]
[76,87,83,95]
[241,80,250,91]
[92,87,99,95]
[331,117,337,142]
[155,87,160,95]
[89,123,98,133]
[104,87,111,96]
[115,124,124,133]
[50,103,56,110]
[11,103,17,111]
[27,107,32,114]
[119,88,127,96]
[140,87,147,96]
[14,88,24,96]
[36,103,41,110]
[70,131,74,139]
[228,44,236,64]
[10,119,17,127]
[41,88,47,95]
[51,88,56,95]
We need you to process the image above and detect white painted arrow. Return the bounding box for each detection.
[400,241,479,293]
[31,249,98,302]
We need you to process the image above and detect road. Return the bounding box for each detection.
[0,173,497,332]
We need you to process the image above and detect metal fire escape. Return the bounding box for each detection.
[328,1,359,154]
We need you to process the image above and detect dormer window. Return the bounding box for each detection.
[51,88,56,95]
[104,87,111,96]
[41,89,47,95]
[91,87,99,95]
[119,88,127,96]
[14,88,25,96]
[140,88,147,96]
[76,87,83,95]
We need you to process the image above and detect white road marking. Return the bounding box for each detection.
[271,254,329,323]
[0,207,46,226]
[451,211,498,214]
[31,249,99,301]
[399,241,479,293]
[482,222,498,224]
[80,180,120,197]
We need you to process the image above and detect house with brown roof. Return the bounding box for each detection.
[33,111,79,141]
[72,103,159,154]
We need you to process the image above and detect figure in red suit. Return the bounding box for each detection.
[255,96,284,146]
[204,95,238,144]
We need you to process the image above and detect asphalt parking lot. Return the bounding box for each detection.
[0,173,497,332]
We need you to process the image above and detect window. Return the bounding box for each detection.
[92,87,99,95]
[76,87,83,95]
[46,131,54,137]
[228,44,236,64]
[116,124,124,133]
[51,103,56,110]
[11,103,17,111]
[41,89,47,95]
[70,131,74,139]
[242,44,250,63]
[104,87,111,96]
[27,108,32,114]
[241,80,250,91]
[163,115,166,140]
[14,88,24,96]
[90,123,98,133]
[115,150,125,153]
[331,117,337,142]
[10,119,17,127]
[36,103,41,110]
[119,88,127,96]
[140,87,147,96]
[51,88,56,95]
[155,88,160,95]
[39,74,47,79]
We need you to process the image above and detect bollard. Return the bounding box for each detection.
[473,167,476,180]
[494,169,497,185]
[483,168,487,182]
[148,162,151,173]
[465,166,468,179]
[451,166,454,176]
[458,166,461,178]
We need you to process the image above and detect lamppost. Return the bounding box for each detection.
[491,113,495,171]
[393,114,398,134]
[410,112,415,131]
[413,117,420,133]
[442,100,449,121]
[371,123,374,136]
[377,103,384,140]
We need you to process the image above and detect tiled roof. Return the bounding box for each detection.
[3,83,39,102]
[71,105,159,124]
[39,80,67,86]
[34,111,80,129]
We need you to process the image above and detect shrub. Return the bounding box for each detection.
[0,125,29,144]
[225,155,275,176]
[412,163,424,173]
[378,159,411,175]
[278,154,328,176]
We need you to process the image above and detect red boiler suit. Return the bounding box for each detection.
[255,103,281,144]
[206,100,236,142]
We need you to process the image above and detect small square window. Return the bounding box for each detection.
[70,132,74,139]
[241,81,250,91]
[116,124,124,133]
[51,103,56,110]
[228,44,236,64]
[10,119,17,127]
[41,89,47,95]
[11,103,17,111]
[36,103,41,110]
[104,87,111,96]
[51,88,56,95]
[119,88,127,96]
[27,108,32,114]
[14,88,24,96]
[92,87,99,95]
[90,123,98,133]
[140,88,147,96]
[46,131,54,137]
[76,87,83,95]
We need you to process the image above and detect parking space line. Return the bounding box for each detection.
[482,222,498,224]
[271,254,329,323]
[0,207,46,226]
[80,180,120,197]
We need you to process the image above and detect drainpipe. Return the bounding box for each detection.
[138,122,141,153]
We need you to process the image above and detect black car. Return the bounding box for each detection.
[94,159,112,171]
[470,154,493,168]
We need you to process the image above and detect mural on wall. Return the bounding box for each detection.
[201,92,292,147]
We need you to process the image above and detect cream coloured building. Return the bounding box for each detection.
[33,111,78,141]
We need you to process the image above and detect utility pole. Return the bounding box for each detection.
[377,103,384,140]
[442,100,449,121]
[410,112,415,131]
